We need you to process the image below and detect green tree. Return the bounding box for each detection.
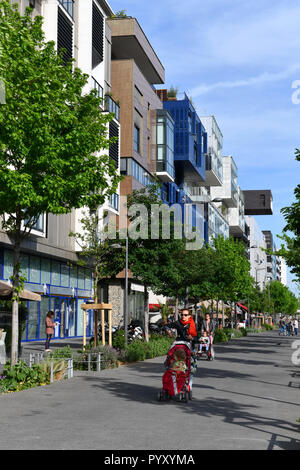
[276,149,300,281]
[126,184,189,340]
[264,281,299,315]
[0,2,120,365]
[70,209,125,346]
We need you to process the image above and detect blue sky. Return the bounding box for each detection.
[109,0,300,294]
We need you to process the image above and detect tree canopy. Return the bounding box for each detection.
[0,1,120,364]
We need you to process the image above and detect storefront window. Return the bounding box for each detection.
[27,301,39,340]
[39,296,50,340]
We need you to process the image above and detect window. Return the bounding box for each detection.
[134,125,140,153]
[57,7,73,64]
[23,214,47,237]
[58,0,74,19]
[109,121,119,168]
[92,1,104,68]
[260,194,266,207]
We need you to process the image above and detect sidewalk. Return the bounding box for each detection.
[0,330,299,450]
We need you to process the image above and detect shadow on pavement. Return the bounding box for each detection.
[82,374,300,450]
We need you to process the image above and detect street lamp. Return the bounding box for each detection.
[111,237,129,346]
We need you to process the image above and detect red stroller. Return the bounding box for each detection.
[157,341,192,403]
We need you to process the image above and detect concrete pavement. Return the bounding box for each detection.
[0,331,300,450]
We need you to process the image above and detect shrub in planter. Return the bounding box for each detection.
[75,344,119,370]
[145,336,173,359]
[112,329,126,351]
[42,359,67,382]
[263,324,274,331]
[125,340,147,362]
[49,346,73,359]
[214,329,229,343]
[0,360,48,393]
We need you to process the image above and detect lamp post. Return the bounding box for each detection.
[111,237,129,346]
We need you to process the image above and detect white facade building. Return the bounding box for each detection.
[2,0,121,342]
[245,215,268,290]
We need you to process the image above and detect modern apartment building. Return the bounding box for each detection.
[199,115,223,187]
[245,216,268,290]
[262,231,279,283]
[103,16,167,325]
[156,91,209,243]
[1,0,120,342]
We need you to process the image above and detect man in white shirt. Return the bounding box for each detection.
[293,319,298,336]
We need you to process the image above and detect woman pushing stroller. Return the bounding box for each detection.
[158,309,197,402]
[198,313,216,360]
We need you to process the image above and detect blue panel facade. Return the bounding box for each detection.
[162,93,207,186]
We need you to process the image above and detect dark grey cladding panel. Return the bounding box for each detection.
[242,190,273,215]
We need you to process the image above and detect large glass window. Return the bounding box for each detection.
[156,112,175,179]
[39,296,50,340]
[134,125,140,153]
[27,301,39,340]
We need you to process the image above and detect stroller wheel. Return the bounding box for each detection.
[188,390,193,400]
[178,392,188,403]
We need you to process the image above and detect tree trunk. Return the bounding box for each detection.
[144,285,149,342]
[175,293,179,321]
[11,229,21,368]
[222,300,225,328]
[94,273,98,348]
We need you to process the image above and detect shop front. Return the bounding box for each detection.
[0,248,94,342]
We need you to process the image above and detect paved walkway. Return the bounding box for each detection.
[1,331,300,450]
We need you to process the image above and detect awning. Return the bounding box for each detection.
[0,280,41,302]
[237,302,248,311]
[149,303,160,311]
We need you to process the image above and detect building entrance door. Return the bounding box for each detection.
[51,297,72,339]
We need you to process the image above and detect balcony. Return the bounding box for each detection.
[104,94,120,122]
[228,188,245,236]
[92,77,104,102]
[107,17,165,85]
[243,190,273,215]
[208,204,230,243]
[204,151,223,186]
[156,161,175,183]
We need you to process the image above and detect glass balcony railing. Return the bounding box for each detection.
[156,161,175,179]
[58,0,74,19]
[104,94,120,122]
[92,77,104,101]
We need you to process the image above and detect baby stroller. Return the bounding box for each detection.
[197,335,215,361]
[157,341,192,403]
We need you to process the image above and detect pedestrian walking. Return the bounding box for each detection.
[294,318,298,336]
[45,311,56,352]
[201,313,216,360]
[201,312,216,336]
[279,318,286,336]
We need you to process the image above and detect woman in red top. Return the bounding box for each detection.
[179,309,197,340]
[165,309,197,342]
[45,311,56,352]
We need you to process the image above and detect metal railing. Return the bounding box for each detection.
[28,352,103,383]
[104,95,120,121]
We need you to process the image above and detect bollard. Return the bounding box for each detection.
[50,362,54,383]
[88,353,91,371]
[97,353,101,372]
